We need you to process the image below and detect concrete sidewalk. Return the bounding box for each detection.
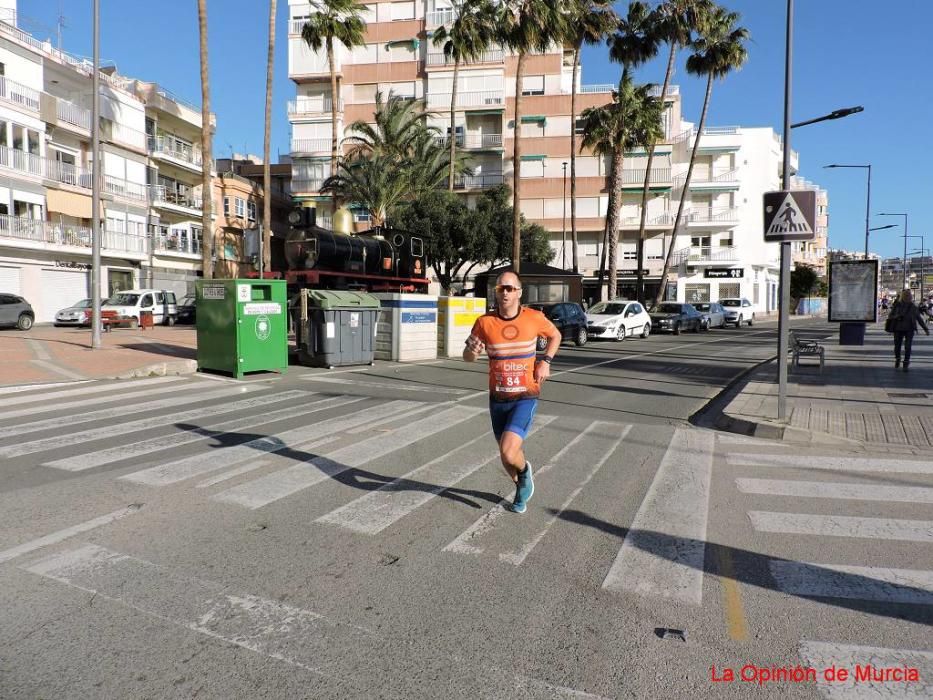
[0,324,198,388]
[718,321,933,454]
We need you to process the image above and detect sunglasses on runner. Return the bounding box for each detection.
[495,284,521,293]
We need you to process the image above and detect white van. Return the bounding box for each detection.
[103,289,178,327]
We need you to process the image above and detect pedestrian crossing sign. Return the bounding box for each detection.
[763,190,816,242]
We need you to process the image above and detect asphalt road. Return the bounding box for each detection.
[1,317,930,699]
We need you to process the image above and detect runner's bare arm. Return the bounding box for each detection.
[463,334,485,362]
[534,327,562,382]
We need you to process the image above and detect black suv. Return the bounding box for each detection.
[526,302,588,348]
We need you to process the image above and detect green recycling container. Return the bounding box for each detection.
[196,279,288,378]
[295,290,380,368]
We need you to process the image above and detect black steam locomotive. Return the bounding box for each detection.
[282,206,429,293]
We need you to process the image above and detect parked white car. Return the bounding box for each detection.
[720,297,756,327]
[586,300,652,341]
[102,289,178,327]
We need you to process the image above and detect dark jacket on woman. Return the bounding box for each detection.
[890,301,930,334]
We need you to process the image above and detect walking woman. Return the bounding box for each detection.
[889,290,930,370]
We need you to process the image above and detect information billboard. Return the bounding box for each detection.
[828,259,878,323]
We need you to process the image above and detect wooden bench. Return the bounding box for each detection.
[790,331,824,371]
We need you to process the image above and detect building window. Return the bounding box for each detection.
[685,284,710,303]
[575,118,585,135]
[390,1,415,21]
[247,200,256,221]
[718,282,740,299]
[354,83,378,103]
[235,197,245,218]
[520,160,544,178]
[521,75,544,96]
[223,197,230,216]
[224,242,237,260]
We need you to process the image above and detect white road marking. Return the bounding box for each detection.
[29,359,88,380]
[303,375,467,395]
[319,416,558,535]
[212,405,485,510]
[799,641,933,699]
[43,392,341,471]
[0,505,141,565]
[0,381,234,437]
[195,435,342,488]
[601,428,715,605]
[120,397,397,486]
[717,434,785,446]
[25,338,51,360]
[0,386,259,459]
[0,376,177,408]
[749,512,933,543]
[443,421,619,556]
[500,424,631,566]
[345,403,436,434]
[770,561,933,605]
[726,453,933,475]
[736,478,933,504]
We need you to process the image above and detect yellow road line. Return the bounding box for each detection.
[716,547,748,641]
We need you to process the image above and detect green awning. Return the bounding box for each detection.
[621,185,672,192]
[697,146,739,152]
[520,154,546,161]
[520,115,546,123]
[469,109,504,115]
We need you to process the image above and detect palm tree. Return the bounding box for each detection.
[581,73,664,299]
[301,0,366,212]
[262,0,277,274]
[197,0,212,279]
[432,0,496,191]
[495,0,567,272]
[607,0,662,300]
[564,0,617,274]
[324,94,463,224]
[634,0,714,302]
[653,6,749,307]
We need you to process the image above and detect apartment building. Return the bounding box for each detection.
[0,1,213,322]
[789,176,828,277]
[286,0,806,310]
[214,155,294,277]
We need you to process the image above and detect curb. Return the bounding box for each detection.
[111,359,198,380]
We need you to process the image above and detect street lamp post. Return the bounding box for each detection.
[90,0,101,349]
[823,164,871,258]
[879,212,909,288]
[561,161,568,269]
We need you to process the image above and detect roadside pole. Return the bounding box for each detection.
[777,0,793,419]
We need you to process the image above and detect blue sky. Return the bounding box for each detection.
[19,0,930,260]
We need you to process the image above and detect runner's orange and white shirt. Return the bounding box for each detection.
[468,307,558,401]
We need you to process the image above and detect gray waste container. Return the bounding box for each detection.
[295,290,381,368]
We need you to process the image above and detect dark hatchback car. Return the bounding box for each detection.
[526,301,589,348]
[0,294,35,330]
[177,294,196,324]
[648,302,704,335]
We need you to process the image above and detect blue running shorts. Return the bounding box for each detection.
[489,398,538,441]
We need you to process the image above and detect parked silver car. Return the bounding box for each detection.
[54,298,95,327]
[0,293,34,330]
[693,302,727,329]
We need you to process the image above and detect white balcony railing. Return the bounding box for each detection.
[681,206,740,224]
[427,90,504,109]
[101,120,147,150]
[621,167,671,185]
[579,84,614,94]
[426,49,504,66]
[672,245,739,265]
[291,138,332,154]
[453,171,503,189]
[148,184,203,211]
[148,136,203,167]
[0,213,149,255]
[426,8,455,26]
[434,133,503,149]
[675,168,740,187]
[45,159,94,188]
[152,227,201,255]
[56,97,91,130]
[289,19,306,34]
[292,178,325,193]
[0,75,40,112]
[288,97,343,115]
[103,174,148,201]
[0,145,43,177]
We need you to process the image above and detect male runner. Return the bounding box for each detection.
[463,271,562,513]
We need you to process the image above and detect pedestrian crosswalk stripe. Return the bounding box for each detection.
[602,428,714,605]
[0,381,238,439]
[736,478,933,504]
[749,511,933,543]
[43,391,335,472]
[0,385,258,459]
[319,415,558,536]
[193,437,341,488]
[120,397,395,486]
[799,641,933,699]
[726,453,933,474]
[0,376,181,409]
[345,403,436,434]
[212,405,485,510]
[443,421,624,558]
[499,424,631,566]
[302,375,468,395]
[770,561,933,605]
[0,505,141,565]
